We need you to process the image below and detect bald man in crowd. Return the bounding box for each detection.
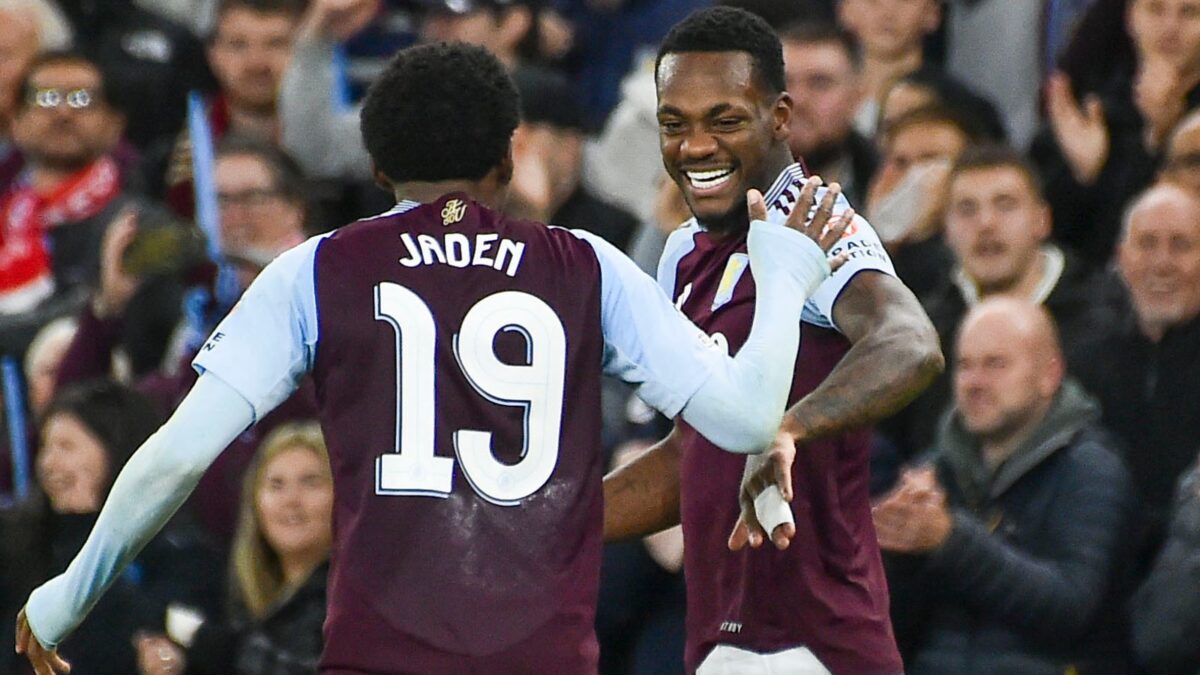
[1075,182,1200,569]
[876,297,1138,674]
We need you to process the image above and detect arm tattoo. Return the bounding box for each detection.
[784,272,944,444]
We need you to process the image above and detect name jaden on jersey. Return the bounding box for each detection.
[398,232,526,277]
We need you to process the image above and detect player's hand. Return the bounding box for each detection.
[747,176,853,270]
[134,632,185,675]
[729,431,797,551]
[1046,72,1109,185]
[16,608,71,675]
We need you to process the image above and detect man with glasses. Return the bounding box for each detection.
[0,51,180,363]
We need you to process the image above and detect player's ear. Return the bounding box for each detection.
[772,92,793,141]
[371,161,393,193]
[496,147,515,187]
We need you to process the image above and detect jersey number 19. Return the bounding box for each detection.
[373,283,567,505]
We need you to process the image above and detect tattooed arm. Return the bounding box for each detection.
[732,270,943,549]
[781,270,942,443]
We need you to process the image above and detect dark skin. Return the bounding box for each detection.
[604,49,944,549]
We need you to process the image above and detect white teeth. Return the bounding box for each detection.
[686,168,734,189]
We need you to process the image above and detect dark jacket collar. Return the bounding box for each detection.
[937,378,1101,507]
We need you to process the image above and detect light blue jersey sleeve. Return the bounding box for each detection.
[572,229,717,419]
[192,234,328,421]
[572,222,830,453]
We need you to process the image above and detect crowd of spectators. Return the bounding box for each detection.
[0,0,1199,673]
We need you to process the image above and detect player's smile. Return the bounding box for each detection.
[684,165,738,198]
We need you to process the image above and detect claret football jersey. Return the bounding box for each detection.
[658,164,905,674]
[195,194,743,673]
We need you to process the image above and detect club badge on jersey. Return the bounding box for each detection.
[712,253,749,311]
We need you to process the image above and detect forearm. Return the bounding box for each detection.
[278,37,371,180]
[784,272,943,444]
[681,221,828,453]
[603,430,682,541]
[24,374,253,648]
[783,322,941,443]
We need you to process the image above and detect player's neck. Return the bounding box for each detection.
[393,180,504,210]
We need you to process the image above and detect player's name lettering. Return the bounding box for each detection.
[398,232,526,277]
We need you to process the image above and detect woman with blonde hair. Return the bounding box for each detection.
[136,422,333,675]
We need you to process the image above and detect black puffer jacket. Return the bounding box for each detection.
[887,381,1140,675]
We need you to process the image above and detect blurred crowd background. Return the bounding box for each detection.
[0,0,1198,673]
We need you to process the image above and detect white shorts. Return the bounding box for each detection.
[696,645,833,675]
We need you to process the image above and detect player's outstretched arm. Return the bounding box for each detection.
[675,181,850,453]
[18,374,254,669]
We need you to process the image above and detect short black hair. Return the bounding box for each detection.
[217,134,307,203]
[512,66,588,133]
[360,42,520,184]
[657,6,787,95]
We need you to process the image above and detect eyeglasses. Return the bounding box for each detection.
[217,188,282,208]
[27,87,100,110]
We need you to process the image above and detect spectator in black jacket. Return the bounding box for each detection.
[875,297,1138,675]
[1034,0,1200,269]
[135,422,331,675]
[1074,181,1200,570]
[1132,456,1200,675]
[882,144,1115,460]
